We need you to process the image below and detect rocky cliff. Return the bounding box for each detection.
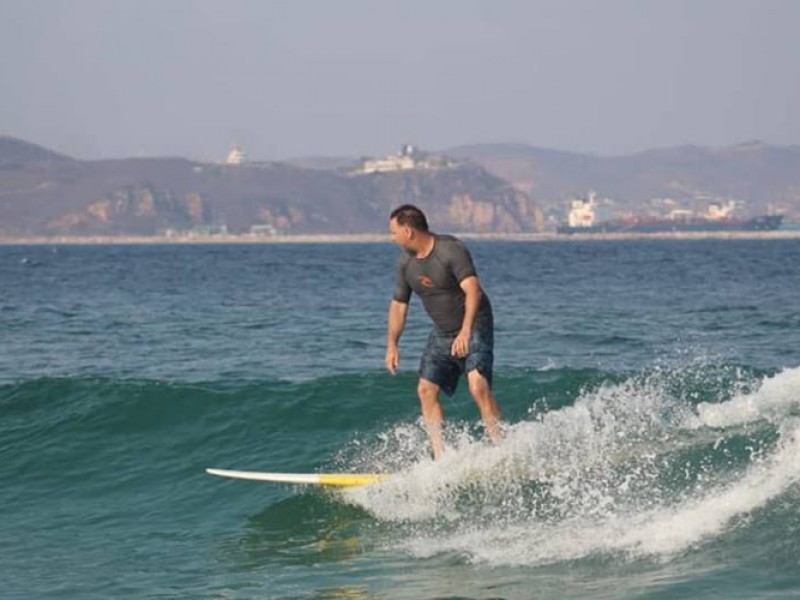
[3,136,799,237]
[0,137,543,236]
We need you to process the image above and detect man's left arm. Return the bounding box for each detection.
[451,275,481,358]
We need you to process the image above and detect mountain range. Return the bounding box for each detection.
[1,135,798,237]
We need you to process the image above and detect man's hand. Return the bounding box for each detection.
[386,300,408,375]
[385,345,400,374]
[453,276,480,359]
[451,329,471,358]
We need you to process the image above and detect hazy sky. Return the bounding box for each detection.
[1,0,798,161]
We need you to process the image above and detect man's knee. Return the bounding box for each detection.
[467,370,491,399]
[417,378,440,402]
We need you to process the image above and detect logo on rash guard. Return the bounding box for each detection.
[418,275,435,288]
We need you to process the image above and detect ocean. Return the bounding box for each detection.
[1,239,799,599]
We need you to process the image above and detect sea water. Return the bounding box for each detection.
[1,239,799,599]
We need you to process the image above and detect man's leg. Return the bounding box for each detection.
[417,377,445,460]
[466,369,503,444]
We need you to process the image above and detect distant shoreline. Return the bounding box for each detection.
[1,230,799,245]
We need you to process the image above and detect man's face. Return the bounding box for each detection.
[389,217,412,250]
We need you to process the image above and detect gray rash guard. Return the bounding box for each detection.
[393,234,492,334]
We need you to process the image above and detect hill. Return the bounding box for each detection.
[0,140,540,236]
[446,141,800,222]
[0,135,73,167]
[2,137,799,237]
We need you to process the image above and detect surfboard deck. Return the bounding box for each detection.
[206,468,390,487]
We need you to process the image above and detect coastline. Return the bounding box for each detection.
[1,230,799,245]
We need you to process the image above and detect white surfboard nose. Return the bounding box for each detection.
[205,468,389,487]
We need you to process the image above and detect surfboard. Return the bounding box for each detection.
[205,468,390,487]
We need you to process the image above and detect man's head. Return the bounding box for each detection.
[389,204,430,252]
[390,204,428,232]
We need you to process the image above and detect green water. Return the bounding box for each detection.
[1,240,799,599]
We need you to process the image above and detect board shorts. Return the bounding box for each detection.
[419,310,494,397]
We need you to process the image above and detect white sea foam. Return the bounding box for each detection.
[342,366,800,566]
[423,418,800,566]
[695,366,800,428]
[346,371,678,521]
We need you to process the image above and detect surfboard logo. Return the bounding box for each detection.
[418,275,435,288]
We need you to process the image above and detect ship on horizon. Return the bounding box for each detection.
[557,193,783,234]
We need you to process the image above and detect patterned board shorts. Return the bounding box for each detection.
[418,310,494,396]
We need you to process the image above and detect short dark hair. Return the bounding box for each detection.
[390,204,429,232]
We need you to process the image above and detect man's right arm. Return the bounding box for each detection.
[385,300,409,375]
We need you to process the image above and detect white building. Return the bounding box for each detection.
[225,145,247,165]
[352,144,454,175]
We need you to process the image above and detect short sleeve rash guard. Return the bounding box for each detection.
[393,234,491,334]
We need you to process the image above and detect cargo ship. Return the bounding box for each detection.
[557,194,783,234]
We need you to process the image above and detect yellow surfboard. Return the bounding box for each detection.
[206,468,390,487]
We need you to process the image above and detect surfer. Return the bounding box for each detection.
[385,204,503,459]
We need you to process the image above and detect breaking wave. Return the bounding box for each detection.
[339,366,800,566]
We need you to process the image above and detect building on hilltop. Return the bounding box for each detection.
[225,145,247,165]
[351,144,457,175]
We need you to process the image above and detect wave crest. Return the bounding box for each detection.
[340,365,800,566]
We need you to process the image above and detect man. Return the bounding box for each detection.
[385,204,502,459]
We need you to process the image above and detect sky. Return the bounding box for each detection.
[1,0,798,161]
